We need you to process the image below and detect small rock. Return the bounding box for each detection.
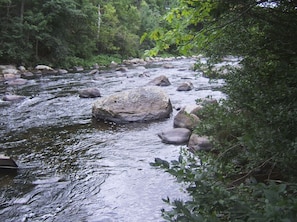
[21,72,34,77]
[2,68,19,74]
[88,69,99,75]
[79,88,101,98]
[116,66,129,72]
[147,75,171,86]
[58,69,68,74]
[189,106,204,118]
[5,78,28,86]
[139,71,150,77]
[0,154,18,168]
[2,95,26,102]
[158,128,191,145]
[173,108,200,130]
[110,61,118,68]
[93,63,99,69]
[73,66,84,72]
[162,63,174,69]
[177,82,194,91]
[198,98,218,106]
[4,73,18,81]
[18,66,26,72]
[188,135,212,152]
[35,65,53,71]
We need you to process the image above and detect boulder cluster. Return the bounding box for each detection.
[1,56,214,153]
[0,64,68,103]
[158,105,213,153]
[90,57,214,153]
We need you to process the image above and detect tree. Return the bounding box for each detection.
[0,0,98,67]
[149,0,297,220]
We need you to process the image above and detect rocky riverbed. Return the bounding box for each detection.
[0,57,229,222]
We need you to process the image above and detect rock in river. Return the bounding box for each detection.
[158,128,191,145]
[188,135,212,152]
[79,87,101,98]
[2,94,26,102]
[147,75,171,86]
[92,86,172,123]
[173,108,200,131]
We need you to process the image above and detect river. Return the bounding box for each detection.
[0,58,225,222]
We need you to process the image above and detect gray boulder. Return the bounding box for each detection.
[147,75,171,86]
[177,82,194,91]
[158,128,191,145]
[188,135,212,152]
[174,108,200,130]
[92,86,172,123]
[79,88,101,98]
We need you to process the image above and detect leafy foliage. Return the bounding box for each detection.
[148,0,297,221]
[152,151,297,222]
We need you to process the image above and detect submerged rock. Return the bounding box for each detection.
[92,86,172,123]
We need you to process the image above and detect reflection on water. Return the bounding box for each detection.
[0,58,225,222]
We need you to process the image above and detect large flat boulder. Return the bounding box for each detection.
[92,86,172,123]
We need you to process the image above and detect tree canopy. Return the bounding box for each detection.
[0,0,177,67]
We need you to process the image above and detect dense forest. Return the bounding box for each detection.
[0,0,175,67]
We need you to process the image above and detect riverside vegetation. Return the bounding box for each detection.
[147,0,297,221]
[1,0,297,221]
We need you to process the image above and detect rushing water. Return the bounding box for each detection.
[0,58,225,222]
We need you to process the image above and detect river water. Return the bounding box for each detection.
[0,58,225,222]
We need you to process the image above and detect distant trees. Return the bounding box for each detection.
[0,0,176,67]
[0,0,97,67]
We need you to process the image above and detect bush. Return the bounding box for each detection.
[148,1,297,220]
[151,150,297,222]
